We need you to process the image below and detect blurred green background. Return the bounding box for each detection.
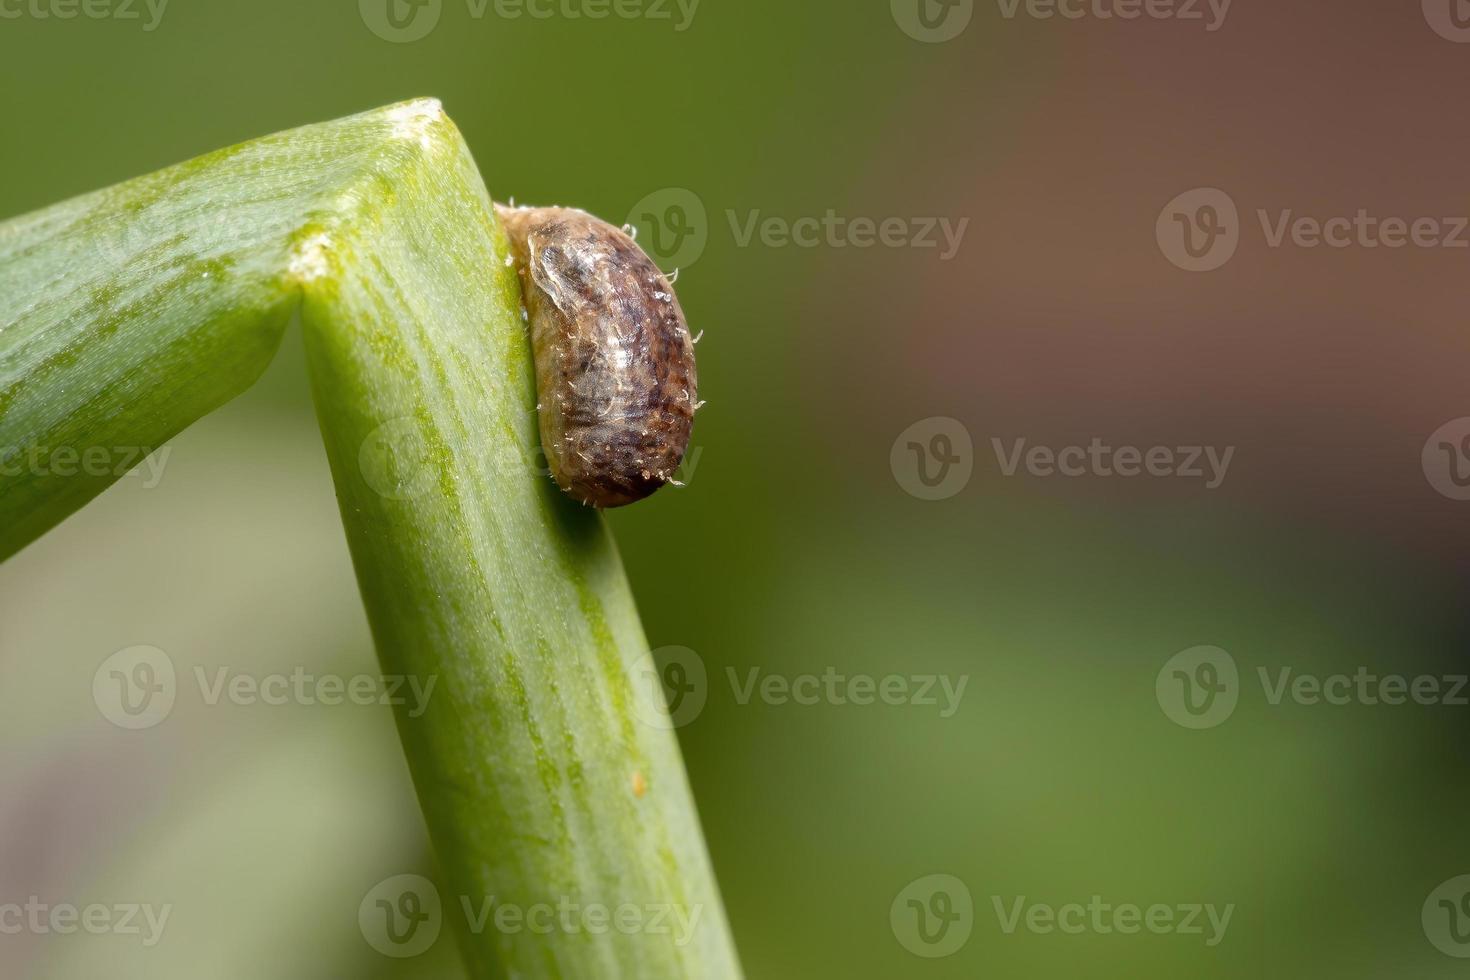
[6,1,1470,977]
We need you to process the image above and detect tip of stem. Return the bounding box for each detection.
[288,231,333,283]
[387,98,447,152]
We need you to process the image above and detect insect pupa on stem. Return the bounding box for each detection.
[495,203,699,508]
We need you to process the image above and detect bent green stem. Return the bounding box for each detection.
[0,99,741,979]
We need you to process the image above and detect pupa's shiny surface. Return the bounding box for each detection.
[495,204,697,508]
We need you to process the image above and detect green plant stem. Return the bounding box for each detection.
[0,100,741,979]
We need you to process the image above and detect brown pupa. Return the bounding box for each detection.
[495,204,698,508]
